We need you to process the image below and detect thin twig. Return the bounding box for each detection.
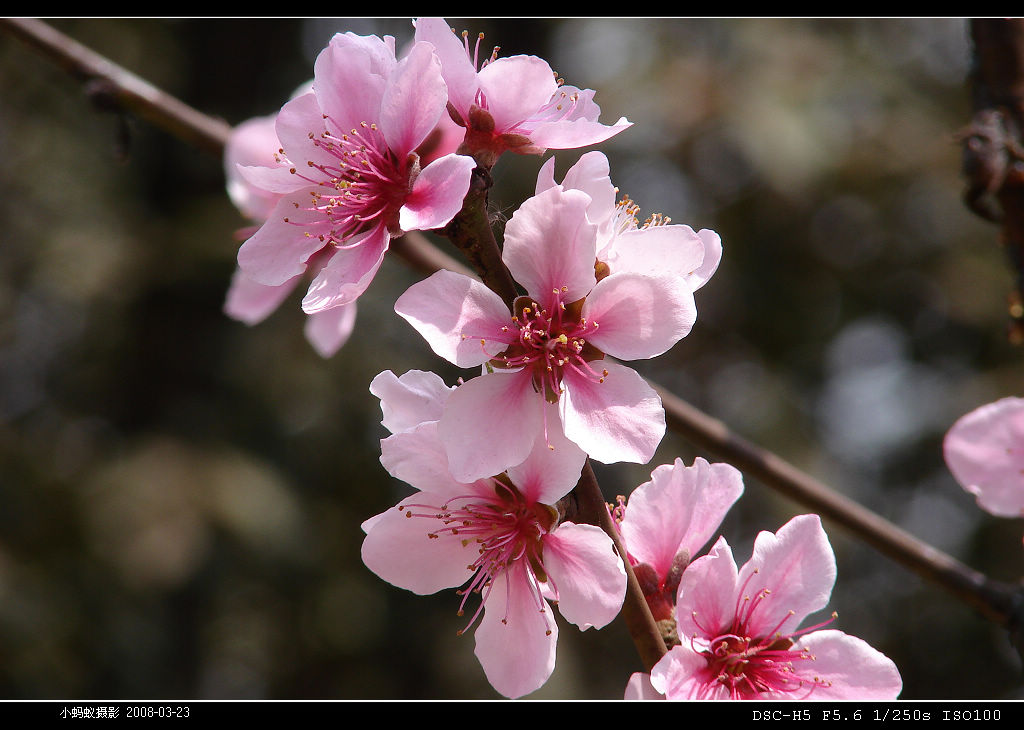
[7,17,1022,638]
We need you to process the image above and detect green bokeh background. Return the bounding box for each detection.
[0,18,1021,699]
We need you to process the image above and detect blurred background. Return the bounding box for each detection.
[0,18,1021,700]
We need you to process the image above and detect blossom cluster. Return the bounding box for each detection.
[222,17,903,700]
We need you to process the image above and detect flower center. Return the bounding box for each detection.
[688,574,838,699]
[489,288,608,402]
[398,480,558,635]
[284,120,411,245]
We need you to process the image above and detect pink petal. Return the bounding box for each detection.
[557,151,617,222]
[690,228,723,292]
[505,406,587,505]
[791,630,903,700]
[379,422,472,498]
[223,267,298,326]
[560,361,665,466]
[542,522,626,630]
[361,497,477,595]
[582,272,697,360]
[502,186,598,305]
[674,536,741,643]
[369,369,453,433]
[273,93,340,185]
[534,155,558,195]
[605,225,706,281]
[413,17,480,119]
[399,153,475,232]
[236,191,332,286]
[225,115,290,220]
[303,302,356,358]
[300,225,390,313]
[313,33,393,135]
[476,55,558,134]
[620,457,744,581]
[624,672,664,700]
[528,115,633,151]
[394,270,513,368]
[380,41,446,155]
[473,561,558,698]
[943,397,1024,517]
[739,514,837,637]
[438,371,545,483]
[235,163,309,198]
[650,645,722,700]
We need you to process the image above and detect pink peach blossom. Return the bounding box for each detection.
[222,115,358,358]
[361,369,626,698]
[235,32,475,316]
[944,396,1024,518]
[638,514,902,700]
[395,185,697,482]
[413,17,631,166]
[616,457,744,622]
[536,151,721,291]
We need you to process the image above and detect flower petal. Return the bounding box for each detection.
[505,405,587,505]
[528,114,633,151]
[380,41,446,155]
[473,561,558,698]
[413,17,480,119]
[476,55,558,134]
[223,267,298,326]
[536,151,617,221]
[620,457,744,581]
[313,33,393,135]
[791,630,903,700]
[560,361,665,466]
[674,536,741,643]
[438,371,545,483]
[624,672,664,700]
[943,397,1024,517]
[605,225,706,281]
[542,522,625,630]
[399,153,475,232]
[361,497,477,595]
[225,114,291,219]
[300,225,390,313]
[650,645,722,700]
[379,421,471,498]
[690,228,723,292]
[582,272,697,360]
[369,369,453,434]
[502,186,597,305]
[303,301,357,358]
[739,514,837,637]
[236,191,332,286]
[394,270,512,368]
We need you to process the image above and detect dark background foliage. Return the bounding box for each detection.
[0,18,1020,699]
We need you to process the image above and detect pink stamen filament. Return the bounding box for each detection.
[687,569,838,699]
[398,482,555,637]
[280,119,406,246]
[465,288,606,401]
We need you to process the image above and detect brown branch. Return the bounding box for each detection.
[8,17,1022,645]
[0,17,232,156]
[961,19,1024,342]
[571,462,668,671]
[655,387,1024,629]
